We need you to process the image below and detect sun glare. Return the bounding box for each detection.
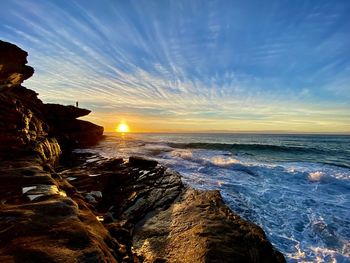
[116,122,130,133]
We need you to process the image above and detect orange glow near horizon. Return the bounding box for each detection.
[116,122,130,133]
[81,114,350,134]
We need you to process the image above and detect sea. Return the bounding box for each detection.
[84,133,350,263]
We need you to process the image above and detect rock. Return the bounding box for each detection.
[63,154,285,262]
[0,40,34,89]
[99,158,124,170]
[0,41,112,262]
[0,40,103,157]
[43,103,91,120]
[53,119,104,148]
[129,156,158,168]
[0,87,48,155]
[133,189,285,263]
[0,196,119,263]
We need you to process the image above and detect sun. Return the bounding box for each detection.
[116,122,130,133]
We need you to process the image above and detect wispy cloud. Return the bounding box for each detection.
[0,0,349,132]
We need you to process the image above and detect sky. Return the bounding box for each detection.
[1,0,350,133]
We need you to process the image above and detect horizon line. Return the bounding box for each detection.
[103,130,350,135]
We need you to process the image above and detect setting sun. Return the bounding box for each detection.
[116,122,130,133]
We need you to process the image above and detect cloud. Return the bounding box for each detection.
[0,0,349,132]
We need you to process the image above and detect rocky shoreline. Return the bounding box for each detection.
[0,40,285,262]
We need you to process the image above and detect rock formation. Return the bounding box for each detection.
[0,40,285,262]
[0,40,34,89]
[0,41,103,160]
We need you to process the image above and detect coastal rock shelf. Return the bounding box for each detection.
[0,40,285,262]
[58,154,285,262]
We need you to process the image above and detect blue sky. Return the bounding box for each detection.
[1,0,349,132]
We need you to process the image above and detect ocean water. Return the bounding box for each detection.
[87,133,350,262]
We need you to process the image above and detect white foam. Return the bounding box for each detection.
[309,246,341,263]
[308,171,325,182]
[210,156,239,167]
[171,149,193,160]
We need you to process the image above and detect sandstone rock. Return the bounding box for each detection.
[52,119,104,149]
[133,189,285,263]
[0,88,48,154]
[0,196,119,263]
[0,41,103,157]
[61,154,285,262]
[0,40,34,88]
[43,103,91,120]
[0,41,112,262]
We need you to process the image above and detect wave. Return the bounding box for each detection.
[167,142,324,154]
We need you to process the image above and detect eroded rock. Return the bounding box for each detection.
[60,154,285,263]
[133,189,285,263]
[43,103,91,120]
[0,40,34,89]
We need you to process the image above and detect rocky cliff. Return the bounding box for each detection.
[0,40,34,88]
[0,40,103,162]
[0,40,285,263]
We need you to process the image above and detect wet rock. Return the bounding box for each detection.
[129,156,158,168]
[133,189,285,263]
[64,154,285,262]
[99,158,124,170]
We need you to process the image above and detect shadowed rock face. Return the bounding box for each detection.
[0,40,34,89]
[0,41,114,263]
[0,40,103,159]
[44,104,91,120]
